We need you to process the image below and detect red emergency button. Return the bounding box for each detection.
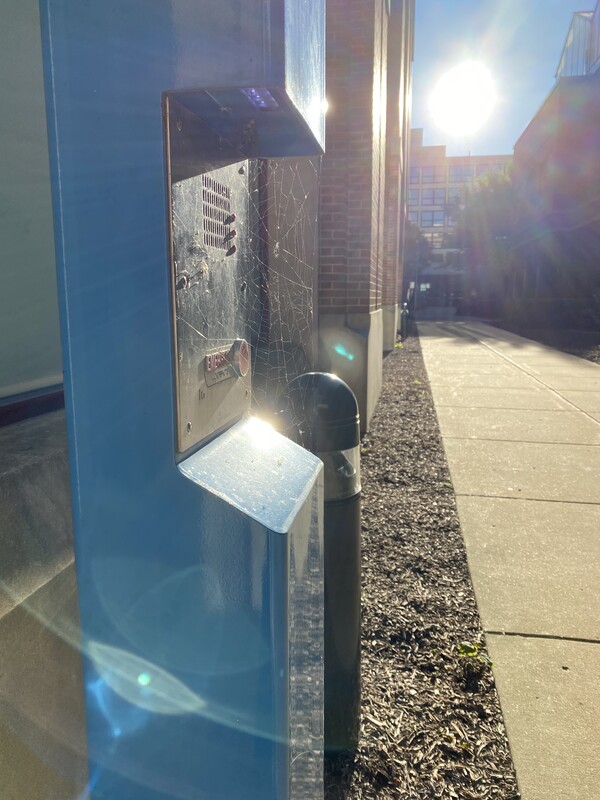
[230,339,250,378]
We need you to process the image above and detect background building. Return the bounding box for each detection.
[512,1,600,314]
[408,128,512,251]
[407,129,512,316]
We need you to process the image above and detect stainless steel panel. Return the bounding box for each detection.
[166,0,325,156]
[178,417,324,799]
[167,100,259,452]
[285,0,326,149]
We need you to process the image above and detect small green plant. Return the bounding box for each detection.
[458,640,493,667]
[394,341,403,349]
[457,640,493,693]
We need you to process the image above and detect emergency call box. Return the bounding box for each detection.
[166,96,260,452]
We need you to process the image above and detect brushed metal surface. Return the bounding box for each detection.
[167,106,257,452]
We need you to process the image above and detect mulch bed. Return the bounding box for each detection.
[325,326,520,800]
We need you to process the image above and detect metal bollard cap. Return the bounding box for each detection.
[284,372,360,453]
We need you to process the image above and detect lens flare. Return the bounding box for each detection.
[334,344,355,362]
[88,641,205,716]
[429,61,496,137]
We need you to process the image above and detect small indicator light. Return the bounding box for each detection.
[226,244,237,257]
[224,213,236,225]
[224,229,237,242]
[241,87,279,110]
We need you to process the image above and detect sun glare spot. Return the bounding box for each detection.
[429,61,496,137]
[245,416,280,450]
[334,344,355,362]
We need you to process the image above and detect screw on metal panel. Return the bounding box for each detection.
[176,117,183,132]
[186,422,192,433]
[245,390,249,397]
[238,165,245,175]
[240,280,247,292]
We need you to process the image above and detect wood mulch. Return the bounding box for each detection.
[325,326,520,800]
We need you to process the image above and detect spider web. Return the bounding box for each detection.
[251,157,320,417]
[251,157,323,794]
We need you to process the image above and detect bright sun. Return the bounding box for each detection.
[429,61,497,137]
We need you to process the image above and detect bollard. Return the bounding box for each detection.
[284,373,361,756]
[400,302,409,340]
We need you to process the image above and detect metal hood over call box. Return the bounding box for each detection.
[168,0,326,158]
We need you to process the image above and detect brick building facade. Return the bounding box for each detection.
[409,128,512,251]
[318,0,414,432]
[512,3,600,304]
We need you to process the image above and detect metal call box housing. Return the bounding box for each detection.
[166,109,256,451]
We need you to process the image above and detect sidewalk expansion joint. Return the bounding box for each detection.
[485,630,600,646]
[444,435,600,447]
[455,492,600,507]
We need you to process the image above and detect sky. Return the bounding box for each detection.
[412,0,589,156]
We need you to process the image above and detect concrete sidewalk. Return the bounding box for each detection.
[417,320,600,800]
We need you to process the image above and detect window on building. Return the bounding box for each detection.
[449,164,473,183]
[422,188,446,205]
[421,165,445,183]
[422,232,444,249]
[409,166,420,184]
[421,166,435,183]
[408,210,418,224]
[421,210,445,228]
[408,188,419,206]
[447,187,462,205]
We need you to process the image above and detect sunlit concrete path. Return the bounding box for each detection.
[417,320,600,800]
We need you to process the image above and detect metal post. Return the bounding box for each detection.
[400,302,409,340]
[284,373,361,756]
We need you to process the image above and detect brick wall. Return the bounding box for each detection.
[320,0,388,316]
[320,0,414,318]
